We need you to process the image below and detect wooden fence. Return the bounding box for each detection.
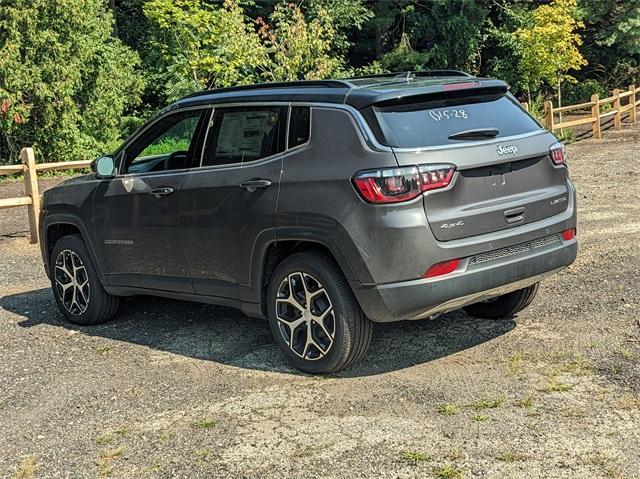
[542,84,640,139]
[0,148,91,244]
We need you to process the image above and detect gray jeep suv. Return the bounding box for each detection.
[39,71,577,373]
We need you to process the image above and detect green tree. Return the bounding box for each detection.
[577,0,640,89]
[143,0,269,100]
[258,2,345,81]
[0,0,143,164]
[513,0,587,103]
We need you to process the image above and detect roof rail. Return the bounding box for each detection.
[346,70,472,81]
[183,79,353,99]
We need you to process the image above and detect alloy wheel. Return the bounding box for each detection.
[275,272,336,360]
[54,249,90,315]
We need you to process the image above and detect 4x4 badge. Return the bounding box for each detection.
[497,144,518,156]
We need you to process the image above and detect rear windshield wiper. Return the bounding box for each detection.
[448,128,499,141]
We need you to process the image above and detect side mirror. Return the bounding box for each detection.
[91,155,116,179]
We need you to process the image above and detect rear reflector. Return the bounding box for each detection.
[550,142,566,165]
[562,228,576,241]
[354,164,456,204]
[423,259,460,278]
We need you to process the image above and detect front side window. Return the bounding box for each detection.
[123,109,205,174]
[202,106,286,167]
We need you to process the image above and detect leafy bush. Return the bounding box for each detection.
[0,0,144,164]
[562,79,609,105]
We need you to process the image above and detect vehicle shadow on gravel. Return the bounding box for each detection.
[2,288,516,377]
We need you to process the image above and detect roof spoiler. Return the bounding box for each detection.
[347,79,509,109]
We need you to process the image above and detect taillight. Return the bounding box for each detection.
[550,142,566,166]
[562,228,576,241]
[353,167,421,203]
[423,259,461,278]
[418,164,456,191]
[353,164,455,204]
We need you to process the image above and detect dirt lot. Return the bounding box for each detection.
[1,127,639,479]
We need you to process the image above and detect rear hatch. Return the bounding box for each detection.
[367,85,569,241]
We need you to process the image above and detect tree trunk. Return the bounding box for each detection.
[108,0,118,38]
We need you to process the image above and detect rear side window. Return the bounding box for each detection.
[373,95,541,148]
[202,106,285,167]
[288,106,311,148]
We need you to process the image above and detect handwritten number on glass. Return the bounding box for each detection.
[429,109,468,121]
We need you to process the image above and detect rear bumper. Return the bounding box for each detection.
[352,236,577,322]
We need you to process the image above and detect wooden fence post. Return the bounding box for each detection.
[21,147,40,244]
[613,88,622,130]
[543,100,554,132]
[629,84,637,124]
[591,94,601,140]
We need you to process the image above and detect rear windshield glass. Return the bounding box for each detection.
[373,95,541,148]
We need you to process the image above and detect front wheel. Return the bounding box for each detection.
[267,252,373,374]
[463,283,539,319]
[50,234,120,325]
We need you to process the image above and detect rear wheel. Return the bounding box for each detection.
[463,283,539,319]
[267,251,372,373]
[50,234,120,325]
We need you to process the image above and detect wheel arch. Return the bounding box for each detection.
[253,229,362,317]
[42,214,106,284]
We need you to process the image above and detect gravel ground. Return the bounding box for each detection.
[1,126,639,479]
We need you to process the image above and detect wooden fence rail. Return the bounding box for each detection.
[0,148,91,243]
[544,84,640,139]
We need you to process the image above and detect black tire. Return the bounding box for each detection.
[50,234,120,325]
[267,251,373,374]
[463,283,539,319]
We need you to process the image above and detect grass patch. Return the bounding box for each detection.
[156,430,175,443]
[560,357,593,376]
[617,348,635,361]
[143,463,161,474]
[539,379,572,393]
[496,451,527,462]
[434,465,465,479]
[97,447,125,477]
[506,352,530,375]
[194,448,211,468]
[437,403,461,416]
[471,414,489,422]
[617,393,640,410]
[447,448,463,461]
[518,393,535,409]
[96,426,128,445]
[194,448,210,460]
[604,466,623,478]
[560,406,587,418]
[401,450,432,465]
[95,433,113,445]
[99,447,125,461]
[581,452,613,466]
[13,456,38,479]
[471,396,506,410]
[193,418,216,429]
[96,345,112,354]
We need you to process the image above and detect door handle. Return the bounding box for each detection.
[149,186,174,198]
[504,206,525,224]
[239,179,272,192]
